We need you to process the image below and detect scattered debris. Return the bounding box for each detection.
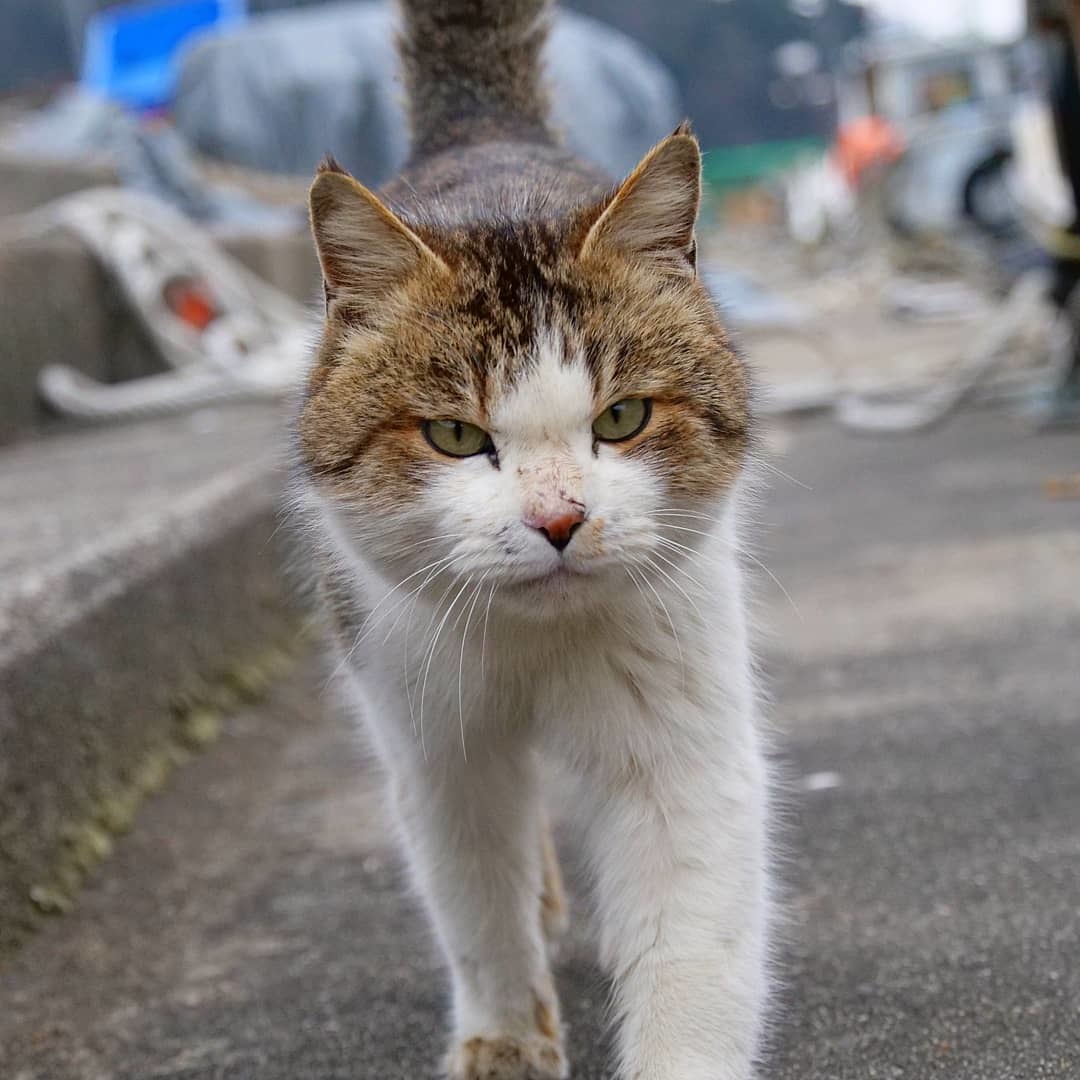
[884,277,992,324]
[801,771,843,792]
[1043,474,1080,499]
[835,271,1059,432]
[9,188,310,421]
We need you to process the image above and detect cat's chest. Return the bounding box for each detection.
[523,633,687,727]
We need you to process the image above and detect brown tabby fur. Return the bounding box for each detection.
[298,0,750,546]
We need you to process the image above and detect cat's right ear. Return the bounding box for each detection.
[309,160,445,309]
[577,128,701,278]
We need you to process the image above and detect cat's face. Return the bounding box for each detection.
[300,135,750,618]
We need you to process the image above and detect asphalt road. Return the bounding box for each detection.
[2,410,1078,1079]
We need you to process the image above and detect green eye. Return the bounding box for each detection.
[422,419,492,457]
[592,398,651,442]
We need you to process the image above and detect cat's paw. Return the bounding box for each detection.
[446,1034,567,1080]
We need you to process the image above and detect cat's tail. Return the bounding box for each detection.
[396,0,555,157]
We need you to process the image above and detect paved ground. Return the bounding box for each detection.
[2,410,1078,1079]
[0,406,295,948]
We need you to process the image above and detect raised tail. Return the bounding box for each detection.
[397,0,555,157]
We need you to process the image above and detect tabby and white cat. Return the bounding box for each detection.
[295,2,771,1076]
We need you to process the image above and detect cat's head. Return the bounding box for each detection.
[299,132,750,619]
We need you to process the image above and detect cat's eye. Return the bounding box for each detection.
[592,398,651,442]
[422,419,493,457]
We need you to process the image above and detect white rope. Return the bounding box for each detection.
[11,188,313,422]
[834,270,1064,432]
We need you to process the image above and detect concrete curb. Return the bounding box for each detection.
[0,409,304,955]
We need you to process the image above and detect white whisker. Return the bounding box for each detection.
[750,456,812,491]
[650,521,801,620]
[643,550,708,624]
[649,508,725,526]
[382,532,467,557]
[623,565,658,632]
[323,552,462,687]
[407,568,468,715]
[630,559,684,687]
[457,572,490,761]
[480,578,499,681]
[418,576,475,759]
[356,553,460,645]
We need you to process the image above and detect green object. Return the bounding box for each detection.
[702,137,827,192]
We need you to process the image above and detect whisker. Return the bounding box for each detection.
[356,553,461,645]
[261,514,291,552]
[650,507,719,514]
[480,578,498,681]
[651,524,802,620]
[653,534,728,575]
[731,546,802,621]
[418,575,475,759]
[407,568,468,715]
[750,456,812,491]
[653,533,700,559]
[323,552,462,687]
[649,522,720,541]
[378,555,471,648]
[630,559,685,687]
[623,565,659,632]
[379,556,470,668]
[649,508,726,526]
[457,572,490,761]
[643,550,708,624]
[379,532,467,558]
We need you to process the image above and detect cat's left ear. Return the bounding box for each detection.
[578,125,701,277]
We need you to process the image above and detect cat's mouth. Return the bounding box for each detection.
[509,564,587,590]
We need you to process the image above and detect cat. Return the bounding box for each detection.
[294,1,771,1077]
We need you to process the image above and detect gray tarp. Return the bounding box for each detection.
[174,1,682,184]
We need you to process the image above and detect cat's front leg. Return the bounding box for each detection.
[584,725,769,1080]
[388,736,567,1080]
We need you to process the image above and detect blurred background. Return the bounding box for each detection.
[2,0,1080,430]
[1,2,1077,1078]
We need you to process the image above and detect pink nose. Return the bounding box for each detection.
[525,506,586,552]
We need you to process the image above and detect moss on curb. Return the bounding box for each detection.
[16,631,306,945]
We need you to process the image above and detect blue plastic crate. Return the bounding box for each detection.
[82,0,247,112]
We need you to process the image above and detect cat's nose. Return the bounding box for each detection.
[526,507,586,552]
